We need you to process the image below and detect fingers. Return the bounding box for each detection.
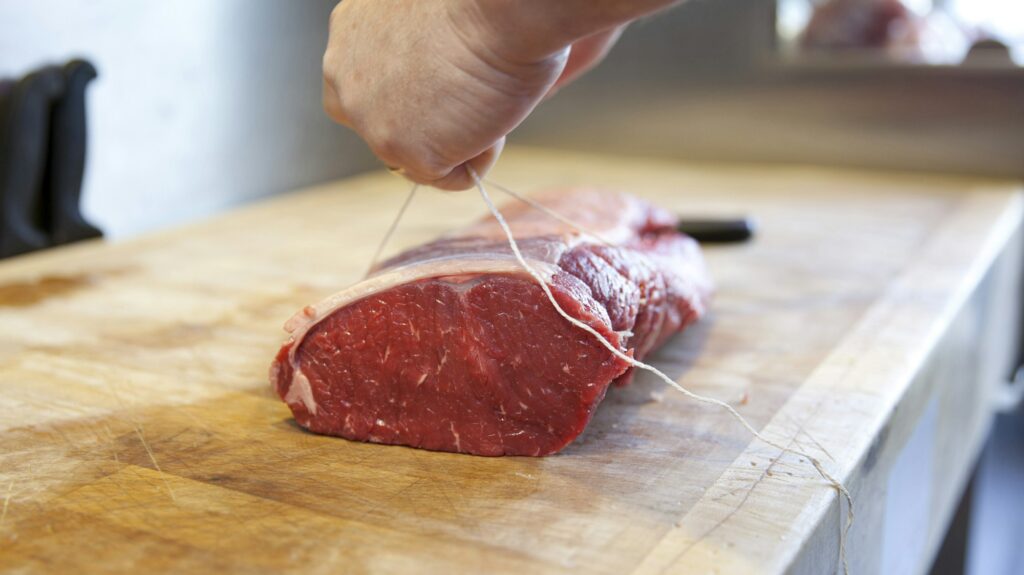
[331,103,502,191]
[399,138,506,191]
[327,83,506,191]
[321,0,524,193]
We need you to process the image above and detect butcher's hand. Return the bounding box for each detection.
[322,0,679,190]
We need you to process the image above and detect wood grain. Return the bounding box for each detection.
[0,148,1020,574]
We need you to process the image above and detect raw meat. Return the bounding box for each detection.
[270,188,712,456]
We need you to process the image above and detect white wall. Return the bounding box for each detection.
[0,0,376,238]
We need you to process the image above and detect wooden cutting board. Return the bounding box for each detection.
[1,148,1021,574]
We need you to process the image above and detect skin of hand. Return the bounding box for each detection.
[549,27,626,96]
[323,1,675,190]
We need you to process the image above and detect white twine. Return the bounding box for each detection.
[483,178,616,246]
[468,168,853,575]
[364,168,853,574]
[365,183,419,278]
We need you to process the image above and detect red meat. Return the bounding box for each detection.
[270,188,712,456]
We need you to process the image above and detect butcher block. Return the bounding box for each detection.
[1,148,1021,575]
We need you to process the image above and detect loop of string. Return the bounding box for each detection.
[366,178,612,276]
[367,170,853,574]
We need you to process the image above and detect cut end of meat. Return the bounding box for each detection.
[273,271,630,456]
[270,188,712,456]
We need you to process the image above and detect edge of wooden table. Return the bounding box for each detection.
[628,183,1024,574]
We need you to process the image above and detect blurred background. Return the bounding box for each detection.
[0,0,373,238]
[2,0,1022,239]
[1,1,1022,573]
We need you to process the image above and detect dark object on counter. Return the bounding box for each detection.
[0,68,65,258]
[0,59,102,260]
[43,60,102,246]
[676,217,756,243]
[964,39,1015,68]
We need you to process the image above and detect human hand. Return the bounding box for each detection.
[323,1,674,190]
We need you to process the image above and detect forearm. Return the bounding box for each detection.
[457,0,681,62]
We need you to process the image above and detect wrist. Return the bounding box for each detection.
[461,0,679,61]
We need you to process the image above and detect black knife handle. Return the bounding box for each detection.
[45,59,102,246]
[675,217,756,243]
[0,68,65,258]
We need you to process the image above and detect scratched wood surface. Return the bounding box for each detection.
[0,148,1020,574]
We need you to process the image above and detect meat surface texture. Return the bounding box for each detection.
[270,188,713,456]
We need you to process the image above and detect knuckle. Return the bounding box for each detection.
[366,131,401,166]
[321,52,334,77]
[370,133,452,182]
[321,79,348,125]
